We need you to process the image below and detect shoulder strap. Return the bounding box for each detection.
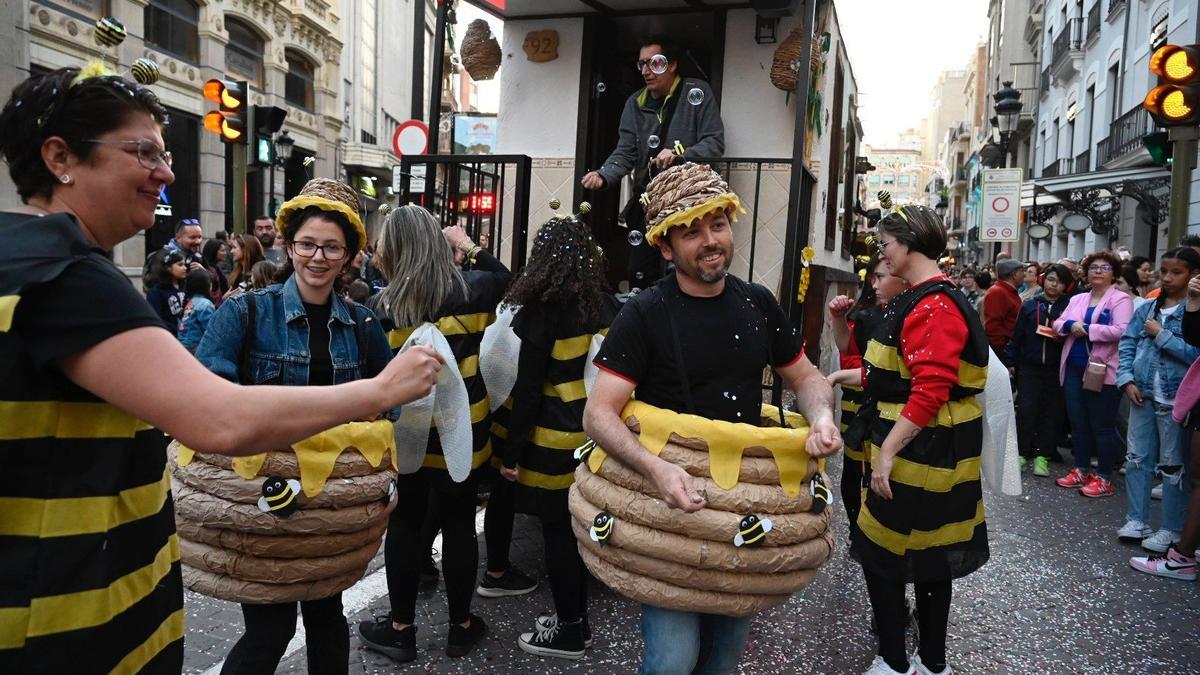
[238,293,257,385]
[656,82,684,150]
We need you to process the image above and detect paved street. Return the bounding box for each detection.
[182,451,1200,674]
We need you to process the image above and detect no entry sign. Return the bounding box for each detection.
[979,168,1022,242]
[392,120,429,157]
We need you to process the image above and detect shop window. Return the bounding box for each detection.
[225,18,264,88]
[145,0,199,62]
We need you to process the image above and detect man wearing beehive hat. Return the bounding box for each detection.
[581,162,842,672]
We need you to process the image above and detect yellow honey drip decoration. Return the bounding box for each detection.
[176,419,396,497]
[586,400,821,497]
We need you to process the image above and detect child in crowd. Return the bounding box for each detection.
[1116,247,1200,552]
[178,269,215,353]
[250,259,279,289]
[146,249,188,336]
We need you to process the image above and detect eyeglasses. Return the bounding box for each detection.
[635,54,670,73]
[291,240,347,261]
[1088,263,1113,272]
[86,138,173,170]
[875,238,896,254]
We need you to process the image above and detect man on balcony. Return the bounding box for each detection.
[580,34,725,290]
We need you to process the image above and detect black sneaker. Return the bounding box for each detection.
[446,614,487,658]
[519,617,586,660]
[534,612,593,647]
[476,567,538,598]
[357,616,416,662]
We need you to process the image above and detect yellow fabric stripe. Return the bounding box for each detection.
[858,500,985,556]
[877,398,982,428]
[422,440,493,470]
[845,445,865,462]
[111,608,184,675]
[438,312,492,336]
[864,340,911,378]
[0,294,19,332]
[516,465,577,490]
[0,401,153,441]
[531,426,586,450]
[387,328,415,350]
[841,400,862,413]
[459,355,479,378]
[471,396,489,424]
[0,469,171,538]
[549,329,608,361]
[0,534,180,650]
[867,444,980,492]
[542,379,587,402]
[957,361,988,389]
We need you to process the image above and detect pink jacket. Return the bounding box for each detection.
[1052,286,1133,386]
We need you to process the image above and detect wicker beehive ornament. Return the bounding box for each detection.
[460,19,502,81]
[769,28,806,92]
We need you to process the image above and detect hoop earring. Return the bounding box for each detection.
[59,174,71,184]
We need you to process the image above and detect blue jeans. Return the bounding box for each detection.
[1126,401,1191,531]
[638,604,752,675]
[1063,365,1122,477]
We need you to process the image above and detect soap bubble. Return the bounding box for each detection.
[595,82,607,95]
[649,54,669,75]
[627,230,644,246]
[648,135,660,149]
[687,87,704,105]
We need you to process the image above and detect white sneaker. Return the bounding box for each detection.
[1151,483,1163,500]
[1117,520,1153,542]
[1142,529,1182,553]
[911,653,953,675]
[864,655,917,675]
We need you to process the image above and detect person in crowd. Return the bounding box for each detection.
[1115,247,1200,551]
[226,232,265,297]
[855,205,990,675]
[1125,256,1155,298]
[489,214,621,659]
[145,248,187,335]
[201,237,230,303]
[984,258,1025,354]
[957,269,981,306]
[580,34,725,289]
[346,278,371,304]
[166,216,204,269]
[358,206,511,662]
[1019,262,1042,301]
[584,162,841,674]
[1003,263,1072,476]
[973,271,993,316]
[1131,272,1200,580]
[250,259,278,289]
[254,214,285,264]
[0,64,441,674]
[196,178,397,674]
[826,254,907,541]
[1053,251,1133,497]
[177,268,215,353]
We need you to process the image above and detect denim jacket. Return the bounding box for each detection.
[195,275,391,385]
[1116,299,1200,396]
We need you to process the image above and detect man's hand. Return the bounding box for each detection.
[581,171,605,190]
[1123,382,1144,407]
[648,459,706,512]
[805,417,842,459]
[651,149,676,170]
[378,344,444,408]
[828,295,855,319]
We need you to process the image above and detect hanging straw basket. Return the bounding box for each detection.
[769,28,807,92]
[461,19,502,81]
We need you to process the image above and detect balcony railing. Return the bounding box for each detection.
[1086,3,1101,41]
[1107,0,1126,21]
[1052,18,1082,66]
[360,130,377,145]
[1075,149,1091,173]
[1040,66,1051,96]
[1042,159,1064,178]
[1097,105,1157,166]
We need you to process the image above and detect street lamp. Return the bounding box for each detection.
[993,81,1023,167]
[269,131,295,215]
[934,198,948,222]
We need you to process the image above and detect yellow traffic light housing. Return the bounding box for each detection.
[1145,45,1200,126]
[202,79,248,143]
[1150,44,1200,84]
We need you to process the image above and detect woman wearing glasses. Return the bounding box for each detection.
[0,67,441,673]
[856,206,991,675]
[1053,251,1133,497]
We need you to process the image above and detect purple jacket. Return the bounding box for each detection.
[1052,286,1132,386]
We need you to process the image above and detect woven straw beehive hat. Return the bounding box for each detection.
[643,162,745,246]
[275,178,368,254]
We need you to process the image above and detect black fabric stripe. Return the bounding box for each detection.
[137,635,185,675]
[854,523,989,582]
[868,422,984,471]
[518,445,580,478]
[0,496,176,605]
[862,479,983,534]
[0,432,167,499]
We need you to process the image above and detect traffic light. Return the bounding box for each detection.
[203,79,248,143]
[1144,44,1200,126]
[1143,131,1174,166]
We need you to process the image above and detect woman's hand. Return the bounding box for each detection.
[870,452,894,500]
[1071,323,1088,339]
[442,225,472,252]
[377,345,444,407]
[1187,275,1200,312]
[1144,318,1162,337]
[828,295,854,319]
[1123,382,1144,407]
[499,465,518,482]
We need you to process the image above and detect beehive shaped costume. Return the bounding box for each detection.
[568,163,832,617]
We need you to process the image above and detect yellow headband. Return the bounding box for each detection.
[644,194,745,246]
[274,195,368,254]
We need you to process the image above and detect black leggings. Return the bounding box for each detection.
[221,594,348,675]
[484,471,517,572]
[863,570,952,673]
[386,469,479,624]
[543,517,588,621]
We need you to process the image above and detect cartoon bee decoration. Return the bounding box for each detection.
[573,438,597,462]
[734,514,773,547]
[257,476,303,517]
[589,511,614,544]
[809,473,833,514]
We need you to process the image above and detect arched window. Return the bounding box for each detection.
[1149,5,1170,52]
[225,18,264,88]
[285,51,315,110]
[145,0,199,62]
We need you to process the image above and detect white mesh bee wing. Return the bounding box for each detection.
[583,333,606,396]
[479,303,521,412]
[979,348,1022,496]
[391,323,473,482]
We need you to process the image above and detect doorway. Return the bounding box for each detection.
[574,12,725,287]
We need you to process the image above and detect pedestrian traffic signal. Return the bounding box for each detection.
[1144,45,1200,126]
[203,79,248,143]
[1143,131,1174,166]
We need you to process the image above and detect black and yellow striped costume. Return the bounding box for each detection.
[839,303,883,548]
[855,279,990,582]
[0,213,183,673]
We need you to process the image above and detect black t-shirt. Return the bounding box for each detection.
[303,301,333,386]
[595,274,803,423]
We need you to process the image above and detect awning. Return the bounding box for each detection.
[1020,165,1169,207]
[466,0,755,20]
